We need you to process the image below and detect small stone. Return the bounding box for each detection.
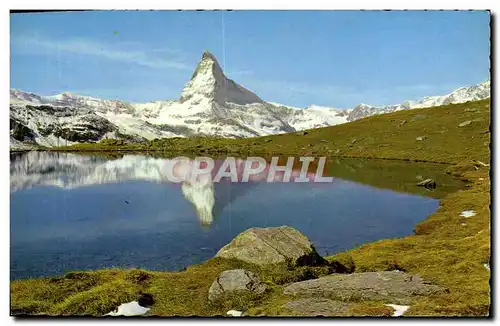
[416,178,436,189]
[458,120,472,127]
[416,136,427,141]
[296,131,308,136]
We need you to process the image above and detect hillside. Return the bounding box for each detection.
[58,99,491,165]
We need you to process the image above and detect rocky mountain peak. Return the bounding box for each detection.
[179,51,264,106]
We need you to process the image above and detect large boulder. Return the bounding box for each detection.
[208,269,269,301]
[215,226,326,266]
[283,271,446,305]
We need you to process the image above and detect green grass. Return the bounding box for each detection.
[52,99,490,165]
[11,99,491,316]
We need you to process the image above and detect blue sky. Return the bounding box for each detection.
[10,10,490,108]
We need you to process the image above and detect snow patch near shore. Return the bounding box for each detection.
[227,310,244,317]
[385,304,410,317]
[106,301,150,316]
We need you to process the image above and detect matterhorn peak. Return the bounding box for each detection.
[179,51,264,106]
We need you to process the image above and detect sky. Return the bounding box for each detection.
[10,10,490,108]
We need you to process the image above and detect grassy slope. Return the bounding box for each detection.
[53,99,490,164]
[12,99,491,316]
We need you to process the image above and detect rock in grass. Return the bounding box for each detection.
[416,136,427,141]
[215,226,326,266]
[208,269,268,301]
[458,120,472,127]
[416,178,436,189]
[296,131,309,135]
[283,298,351,316]
[283,271,446,305]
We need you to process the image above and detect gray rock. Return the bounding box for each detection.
[215,226,325,266]
[416,178,436,189]
[208,269,268,301]
[296,131,308,136]
[283,298,351,316]
[459,120,472,127]
[283,271,446,305]
[416,136,427,141]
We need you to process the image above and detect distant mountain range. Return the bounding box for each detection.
[10,51,490,148]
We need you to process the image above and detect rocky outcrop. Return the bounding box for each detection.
[215,226,326,266]
[283,271,446,305]
[208,269,269,301]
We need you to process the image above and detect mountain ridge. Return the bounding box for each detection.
[10,51,490,148]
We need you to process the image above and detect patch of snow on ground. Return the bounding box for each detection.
[226,310,244,317]
[385,304,410,317]
[106,301,150,316]
[460,210,476,218]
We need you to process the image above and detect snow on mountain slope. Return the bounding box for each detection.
[9,50,490,148]
[347,81,490,121]
[10,51,348,147]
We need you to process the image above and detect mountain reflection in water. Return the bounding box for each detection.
[10,152,325,226]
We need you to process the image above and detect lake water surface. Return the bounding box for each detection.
[10,152,465,279]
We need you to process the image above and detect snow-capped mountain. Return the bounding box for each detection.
[10,51,350,148]
[10,50,490,148]
[346,81,491,121]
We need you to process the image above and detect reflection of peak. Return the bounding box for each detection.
[181,180,215,226]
